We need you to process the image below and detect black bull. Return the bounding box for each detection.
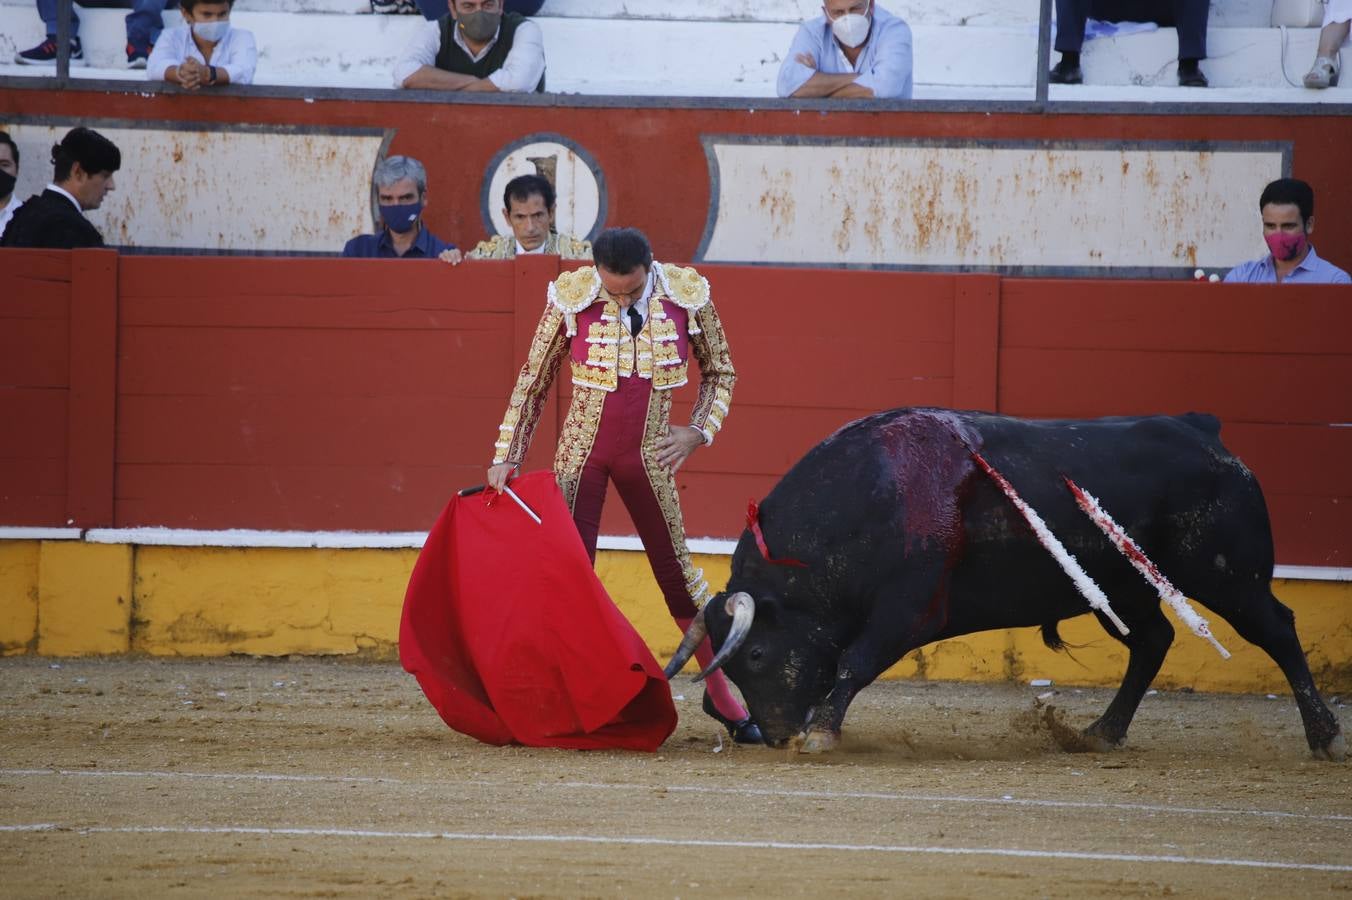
[666,408,1345,760]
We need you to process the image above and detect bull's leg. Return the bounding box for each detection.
[1206,591,1345,761]
[799,564,952,753]
[1080,604,1174,752]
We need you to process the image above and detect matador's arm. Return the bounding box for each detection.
[687,298,736,442]
[492,301,569,466]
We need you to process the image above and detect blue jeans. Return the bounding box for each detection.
[39,0,174,48]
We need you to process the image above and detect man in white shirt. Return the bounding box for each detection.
[777,0,913,100]
[393,0,546,93]
[469,174,592,260]
[146,0,258,88]
[0,132,22,241]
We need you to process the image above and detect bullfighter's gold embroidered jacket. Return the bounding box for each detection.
[468,232,593,260]
[491,263,736,473]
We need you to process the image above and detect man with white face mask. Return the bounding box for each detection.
[777,0,913,99]
[147,0,257,88]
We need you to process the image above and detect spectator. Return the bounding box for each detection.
[1224,179,1350,284]
[0,133,21,241]
[777,0,913,100]
[147,0,257,88]
[469,174,592,260]
[15,0,175,69]
[342,155,463,263]
[1050,0,1209,87]
[1303,2,1349,88]
[412,0,544,17]
[393,0,546,92]
[0,127,119,250]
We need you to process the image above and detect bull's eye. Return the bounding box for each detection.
[748,646,764,662]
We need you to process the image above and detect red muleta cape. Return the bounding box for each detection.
[399,470,677,751]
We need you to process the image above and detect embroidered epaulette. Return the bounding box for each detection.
[657,263,711,311]
[470,234,512,260]
[548,266,602,314]
[556,234,593,260]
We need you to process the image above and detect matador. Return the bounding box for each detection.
[485,227,761,744]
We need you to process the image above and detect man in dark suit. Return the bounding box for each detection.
[0,127,120,249]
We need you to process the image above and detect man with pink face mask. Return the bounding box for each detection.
[776,0,913,99]
[1224,179,1350,285]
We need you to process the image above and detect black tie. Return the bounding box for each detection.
[627,305,642,337]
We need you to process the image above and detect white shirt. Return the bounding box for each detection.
[516,238,544,255]
[393,18,545,92]
[46,182,82,211]
[0,194,22,238]
[777,4,914,99]
[146,24,258,85]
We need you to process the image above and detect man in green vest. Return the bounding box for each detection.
[394,0,545,92]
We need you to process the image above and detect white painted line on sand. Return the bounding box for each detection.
[3,768,1348,824]
[554,781,1352,823]
[1,822,1348,873]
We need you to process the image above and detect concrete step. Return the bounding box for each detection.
[0,0,1284,27]
[0,6,1340,99]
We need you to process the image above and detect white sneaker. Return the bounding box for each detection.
[1303,56,1341,89]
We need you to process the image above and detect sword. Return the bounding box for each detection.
[459,482,541,525]
[502,484,542,525]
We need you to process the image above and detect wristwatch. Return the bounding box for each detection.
[208,64,218,85]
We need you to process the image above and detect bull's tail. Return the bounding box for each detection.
[1040,621,1066,652]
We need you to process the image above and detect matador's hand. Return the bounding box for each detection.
[655,426,703,473]
[486,463,515,493]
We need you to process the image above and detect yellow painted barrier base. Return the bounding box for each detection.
[1,540,1348,694]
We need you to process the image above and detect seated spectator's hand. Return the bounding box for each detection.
[439,248,463,266]
[795,52,817,70]
[179,57,204,91]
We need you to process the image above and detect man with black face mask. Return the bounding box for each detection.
[0,132,21,241]
[393,0,545,93]
[342,155,463,263]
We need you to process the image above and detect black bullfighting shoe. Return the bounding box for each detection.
[702,692,765,745]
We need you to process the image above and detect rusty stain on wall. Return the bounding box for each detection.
[1,125,381,252]
[705,142,1283,269]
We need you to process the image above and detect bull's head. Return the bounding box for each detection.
[664,590,838,746]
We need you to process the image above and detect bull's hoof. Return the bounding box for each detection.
[796,729,839,754]
[1311,731,1347,762]
[1073,731,1121,754]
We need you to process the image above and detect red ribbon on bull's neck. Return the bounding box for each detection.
[746,500,808,568]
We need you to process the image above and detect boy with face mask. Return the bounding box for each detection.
[393,0,546,92]
[1224,179,1350,285]
[146,0,257,88]
[776,0,913,99]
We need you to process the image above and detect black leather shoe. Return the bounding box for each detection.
[1177,60,1208,87]
[702,692,764,745]
[1048,60,1083,84]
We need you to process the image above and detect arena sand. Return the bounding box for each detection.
[1,657,1348,898]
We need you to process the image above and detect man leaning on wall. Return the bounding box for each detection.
[1224,178,1351,284]
[777,0,913,100]
[343,155,463,263]
[393,0,546,92]
[0,127,119,250]
[469,174,591,260]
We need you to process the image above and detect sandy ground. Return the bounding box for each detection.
[1,656,1349,898]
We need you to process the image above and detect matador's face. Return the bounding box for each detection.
[598,266,648,307]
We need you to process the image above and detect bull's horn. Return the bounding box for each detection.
[693,592,755,682]
[663,606,708,680]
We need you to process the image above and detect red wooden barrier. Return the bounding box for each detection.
[4,251,1349,565]
[2,250,72,525]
